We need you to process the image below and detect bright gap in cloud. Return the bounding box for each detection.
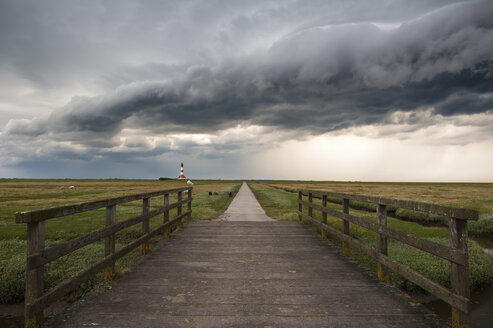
[254,133,493,182]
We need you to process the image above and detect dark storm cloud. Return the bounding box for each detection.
[435,92,493,116]
[1,0,493,166]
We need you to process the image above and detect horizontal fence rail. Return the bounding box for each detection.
[16,187,193,328]
[275,186,478,328]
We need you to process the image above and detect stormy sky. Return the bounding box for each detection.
[1,0,492,181]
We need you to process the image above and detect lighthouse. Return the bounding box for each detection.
[177,163,186,179]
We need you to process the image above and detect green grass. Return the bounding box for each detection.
[266,182,493,239]
[0,179,241,304]
[249,183,493,293]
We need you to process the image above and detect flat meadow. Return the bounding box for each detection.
[0,179,241,304]
[1,179,492,309]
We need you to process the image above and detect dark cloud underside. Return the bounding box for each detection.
[0,0,492,176]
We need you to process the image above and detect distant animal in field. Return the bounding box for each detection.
[59,186,65,190]
[208,191,212,195]
[213,192,218,195]
[69,185,75,190]
[187,179,193,186]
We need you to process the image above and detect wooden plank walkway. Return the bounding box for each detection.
[47,220,446,327]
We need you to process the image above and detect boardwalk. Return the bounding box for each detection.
[48,184,445,327]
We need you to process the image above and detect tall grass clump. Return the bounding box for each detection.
[0,238,26,303]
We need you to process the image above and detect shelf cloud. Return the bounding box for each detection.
[0,0,492,179]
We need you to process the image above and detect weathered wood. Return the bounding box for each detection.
[24,221,45,328]
[163,193,170,238]
[321,195,327,240]
[15,187,192,223]
[298,211,470,313]
[298,198,467,265]
[20,187,194,328]
[26,210,191,317]
[46,220,447,328]
[104,205,116,283]
[299,199,342,219]
[377,204,389,282]
[298,192,302,222]
[308,193,313,218]
[277,185,478,221]
[26,201,191,270]
[294,189,478,220]
[177,191,183,229]
[187,190,192,221]
[342,198,350,255]
[141,198,150,254]
[450,218,470,327]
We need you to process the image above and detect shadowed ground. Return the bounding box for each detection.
[47,184,445,327]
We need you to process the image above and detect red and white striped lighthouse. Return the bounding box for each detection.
[177,163,186,179]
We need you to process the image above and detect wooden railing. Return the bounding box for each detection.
[282,187,477,328]
[15,186,193,328]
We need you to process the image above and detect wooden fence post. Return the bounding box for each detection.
[187,189,192,221]
[308,192,313,229]
[25,221,45,328]
[450,218,470,328]
[322,195,327,240]
[342,198,350,255]
[377,204,389,282]
[308,193,313,217]
[298,192,302,222]
[177,191,183,229]
[104,204,116,283]
[163,193,169,238]
[141,198,150,254]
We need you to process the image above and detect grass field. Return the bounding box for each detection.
[0,179,241,304]
[260,181,493,240]
[2,179,492,305]
[248,182,493,294]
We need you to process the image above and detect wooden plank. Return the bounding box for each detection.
[297,211,470,313]
[298,192,302,222]
[377,204,389,282]
[43,220,449,328]
[163,193,170,238]
[26,210,191,316]
[450,218,471,326]
[25,201,191,270]
[27,213,144,270]
[24,221,45,327]
[308,193,313,218]
[104,205,116,282]
[299,199,466,265]
[321,195,327,240]
[141,198,150,254]
[187,190,192,221]
[342,198,350,255]
[15,187,192,223]
[177,191,183,228]
[299,199,344,219]
[295,189,478,220]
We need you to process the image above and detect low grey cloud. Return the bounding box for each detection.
[1,0,492,176]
